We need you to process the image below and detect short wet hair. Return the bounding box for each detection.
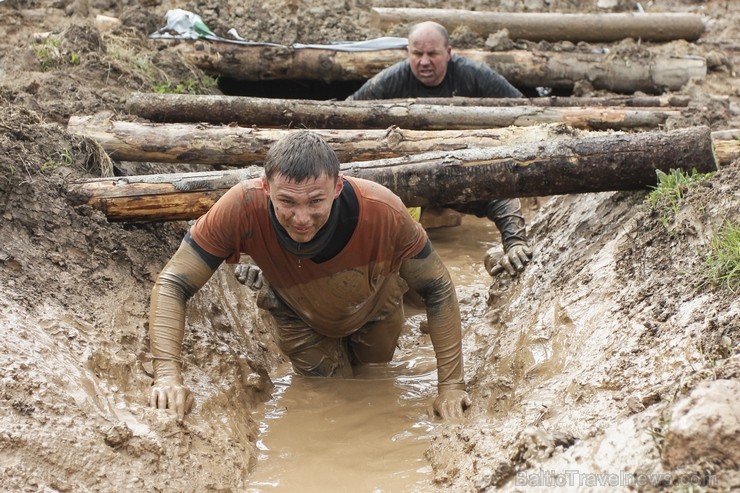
[263,130,340,182]
[408,21,450,47]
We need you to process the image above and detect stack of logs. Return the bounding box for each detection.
[67,8,736,223]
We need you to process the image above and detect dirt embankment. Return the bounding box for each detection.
[1,0,739,491]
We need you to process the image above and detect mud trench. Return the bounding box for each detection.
[213,189,739,492]
[240,216,502,492]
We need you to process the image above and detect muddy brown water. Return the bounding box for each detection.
[244,216,499,492]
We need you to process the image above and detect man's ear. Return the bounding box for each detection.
[261,175,270,196]
[334,175,344,198]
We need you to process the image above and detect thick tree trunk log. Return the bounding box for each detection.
[462,49,705,94]
[67,116,738,168]
[371,8,705,42]
[125,93,680,131]
[64,116,593,165]
[167,40,706,93]
[68,126,717,223]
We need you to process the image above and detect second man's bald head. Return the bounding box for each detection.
[406,21,452,87]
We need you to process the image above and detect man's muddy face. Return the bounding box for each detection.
[407,27,451,87]
[262,172,343,243]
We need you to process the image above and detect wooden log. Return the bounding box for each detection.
[65,116,594,165]
[68,126,717,223]
[125,93,680,131]
[712,136,740,166]
[67,115,740,168]
[708,129,740,167]
[462,49,706,95]
[371,8,705,42]
[68,116,739,168]
[170,40,403,83]
[167,40,706,93]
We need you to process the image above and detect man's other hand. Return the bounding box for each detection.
[235,263,264,290]
[149,377,194,421]
[432,389,471,420]
[485,244,533,277]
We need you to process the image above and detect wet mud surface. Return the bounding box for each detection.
[242,218,498,492]
[1,0,739,491]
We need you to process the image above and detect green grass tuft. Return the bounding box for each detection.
[646,168,714,227]
[704,221,740,293]
[152,79,202,95]
[35,38,62,71]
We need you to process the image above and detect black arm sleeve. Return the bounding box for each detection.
[183,230,225,270]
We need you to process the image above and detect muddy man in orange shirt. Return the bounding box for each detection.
[147,131,469,421]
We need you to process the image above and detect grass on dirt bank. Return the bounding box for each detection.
[646,168,739,293]
[704,221,740,293]
[646,168,715,228]
[33,26,217,95]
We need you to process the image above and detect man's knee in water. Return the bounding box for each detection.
[280,342,354,378]
[350,343,396,364]
[291,356,348,377]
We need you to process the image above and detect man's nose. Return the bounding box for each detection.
[293,206,311,224]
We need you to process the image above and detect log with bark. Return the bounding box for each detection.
[67,116,739,168]
[166,40,706,94]
[371,8,705,42]
[67,115,576,164]
[463,50,705,95]
[125,93,681,130]
[67,126,717,223]
[65,116,588,165]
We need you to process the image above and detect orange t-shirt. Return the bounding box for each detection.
[190,176,428,337]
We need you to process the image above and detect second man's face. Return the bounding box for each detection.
[263,172,343,244]
[407,29,452,88]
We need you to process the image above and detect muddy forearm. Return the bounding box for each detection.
[488,199,528,251]
[425,276,465,391]
[400,245,465,391]
[149,241,216,381]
